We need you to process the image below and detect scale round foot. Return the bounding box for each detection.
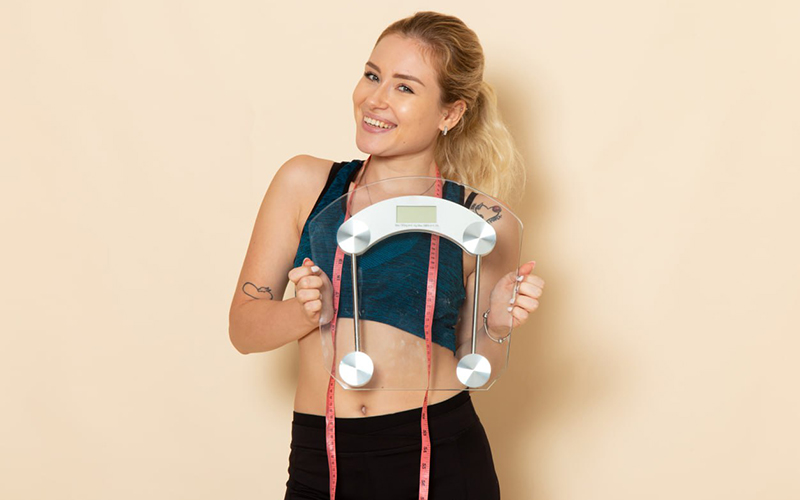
[456,353,492,388]
[339,351,374,388]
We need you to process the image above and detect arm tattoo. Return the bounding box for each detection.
[242,282,274,300]
[470,201,503,224]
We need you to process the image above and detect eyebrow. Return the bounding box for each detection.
[366,61,426,87]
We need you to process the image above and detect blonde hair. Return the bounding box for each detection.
[378,12,525,204]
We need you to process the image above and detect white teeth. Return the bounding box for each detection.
[364,116,394,129]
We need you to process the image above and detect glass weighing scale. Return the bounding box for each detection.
[308,176,523,391]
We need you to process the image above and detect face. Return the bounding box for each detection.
[352,34,450,159]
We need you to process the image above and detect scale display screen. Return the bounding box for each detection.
[396,205,437,223]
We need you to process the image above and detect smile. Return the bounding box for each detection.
[363,116,396,129]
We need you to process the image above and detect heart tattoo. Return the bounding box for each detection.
[242,282,274,300]
[470,201,503,224]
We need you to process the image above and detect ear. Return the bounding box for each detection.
[439,99,467,133]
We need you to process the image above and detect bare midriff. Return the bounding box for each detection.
[294,320,466,417]
[292,189,480,417]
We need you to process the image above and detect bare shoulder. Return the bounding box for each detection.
[271,154,335,194]
[265,154,339,232]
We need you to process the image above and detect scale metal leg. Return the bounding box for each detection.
[456,254,492,388]
[339,253,374,387]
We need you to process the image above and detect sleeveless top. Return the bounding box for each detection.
[293,160,469,353]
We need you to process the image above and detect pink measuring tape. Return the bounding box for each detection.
[325,157,443,500]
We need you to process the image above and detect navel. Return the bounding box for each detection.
[360,405,367,416]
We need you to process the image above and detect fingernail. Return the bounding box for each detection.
[311,266,319,273]
[509,298,515,304]
[516,275,524,282]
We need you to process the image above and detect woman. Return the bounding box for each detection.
[229,11,545,500]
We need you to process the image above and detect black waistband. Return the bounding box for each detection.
[290,392,477,452]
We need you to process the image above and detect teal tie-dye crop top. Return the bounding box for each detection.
[293,160,469,353]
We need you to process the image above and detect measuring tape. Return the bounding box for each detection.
[325,158,442,500]
[419,217,440,499]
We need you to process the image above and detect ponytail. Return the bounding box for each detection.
[436,81,525,204]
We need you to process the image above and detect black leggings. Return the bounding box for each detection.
[284,392,500,500]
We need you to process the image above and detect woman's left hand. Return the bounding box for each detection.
[487,260,544,331]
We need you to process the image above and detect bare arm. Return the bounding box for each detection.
[228,155,332,354]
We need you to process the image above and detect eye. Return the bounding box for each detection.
[364,71,379,83]
[398,84,415,94]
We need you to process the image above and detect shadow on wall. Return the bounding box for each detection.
[472,74,623,496]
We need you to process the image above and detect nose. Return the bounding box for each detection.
[366,82,390,109]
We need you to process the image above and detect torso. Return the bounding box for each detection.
[291,158,476,417]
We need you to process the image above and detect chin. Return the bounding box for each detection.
[354,134,387,157]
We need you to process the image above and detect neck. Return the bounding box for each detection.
[361,151,438,184]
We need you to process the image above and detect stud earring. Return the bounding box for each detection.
[442,126,448,136]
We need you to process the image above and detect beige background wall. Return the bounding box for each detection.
[2,0,798,498]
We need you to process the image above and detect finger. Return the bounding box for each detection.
[303,300,322,314]
[511,305,530,323]
[517,260,536,277]
[523,298,539,312]
[318,269,332,287]
[297,275,324,290]
[521,274,544,288]
[288,266,310,283]
[288,263,320,284]
[511,295,539,311]
[516,282,543,299]
[296,288,321,303]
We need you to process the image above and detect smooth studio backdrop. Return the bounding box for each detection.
[2,1,798,499]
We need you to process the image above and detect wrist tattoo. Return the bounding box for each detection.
[242,282,274,300]
[470,201,503,224]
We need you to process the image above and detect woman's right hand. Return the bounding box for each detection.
[288,258,334,328]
